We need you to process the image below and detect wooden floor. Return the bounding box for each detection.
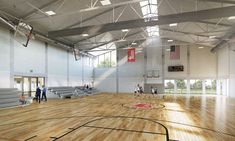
[0,93,235,141]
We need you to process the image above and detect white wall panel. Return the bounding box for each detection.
[0,27,10,87]
[217,46,229,78]
[14,39,46,74]
[190,46,216,78]
[165,45,188,78]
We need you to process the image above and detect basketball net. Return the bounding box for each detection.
[14,21,34,47]
[73,48,81,61]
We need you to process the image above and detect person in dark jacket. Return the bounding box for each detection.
[36,86,41,103]
[41,85,47,102]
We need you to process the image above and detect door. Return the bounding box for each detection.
[14,76,45,97]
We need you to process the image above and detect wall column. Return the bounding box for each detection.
[67,50,69,86]
[116,48,119,94]
[9,30,14,88]
[174,80,177,94]
[45,42,48,86]
[202,80,206,94]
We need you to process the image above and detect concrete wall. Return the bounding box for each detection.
[0,26,92,88]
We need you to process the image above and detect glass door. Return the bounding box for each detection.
[31,78,37,97]
[14,76,45,97]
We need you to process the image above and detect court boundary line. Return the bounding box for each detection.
[52,116,170,141]
[1,115,235,138]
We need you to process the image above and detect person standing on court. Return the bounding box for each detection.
[41,85,47,102]
[36,86,41,103]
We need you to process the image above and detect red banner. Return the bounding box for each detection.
[127,48,135,62]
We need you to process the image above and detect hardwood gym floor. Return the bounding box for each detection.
[0,93,235,141]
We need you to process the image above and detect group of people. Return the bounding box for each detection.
[35,85,47,103]
[83,84,92,90]
[19,85,47,105]
[134,84,158,96]
[134,84,144,96]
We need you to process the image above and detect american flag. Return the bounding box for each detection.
[170,45,180,60]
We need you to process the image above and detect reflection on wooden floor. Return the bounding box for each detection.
[0,93,235,141]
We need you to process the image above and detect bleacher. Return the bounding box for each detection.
[48,87,75,98]
[0,88,21,108]
[48,86,99,98]
[75,86,99,95]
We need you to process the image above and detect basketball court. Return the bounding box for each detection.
[1,0,235,141]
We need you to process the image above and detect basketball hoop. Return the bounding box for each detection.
[73,48,80,61]
[14,21,34,47]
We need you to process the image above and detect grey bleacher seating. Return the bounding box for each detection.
[0,88,21,108]
[48,87,75,98]
[74,86,99,95]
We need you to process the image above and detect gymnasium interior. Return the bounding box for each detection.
[0,0,235,141]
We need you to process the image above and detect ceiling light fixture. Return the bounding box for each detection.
[167,39,173,42]
[121,29,129,32]
[45,11,56,16]
[198,46,204,49]
[169,23,178,27]
[228,16,235,20]
[82,34,89,37]
[100,0,111,5]
[209,36,216,39]
[166,49,171,51]
[132,42,137,45]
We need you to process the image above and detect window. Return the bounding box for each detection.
[205,79,216,94]
[164,80,174,94]
[190,80,202,94]
[176,79,187,94]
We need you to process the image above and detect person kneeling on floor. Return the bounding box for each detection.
[19,94,26,105]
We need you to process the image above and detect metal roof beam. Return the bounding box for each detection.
[21,0,60,19]
[197,0,235,4]
[49,5,235,37]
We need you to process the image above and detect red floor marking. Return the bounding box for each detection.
[133,103,152,109]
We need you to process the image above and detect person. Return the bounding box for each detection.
[137,84,140,93]
[41,85,47,102]
[36,86,41,103]
[154,88,158,94]
[139,86,143,94]
[151,86,155,95]
[19,94,26,105]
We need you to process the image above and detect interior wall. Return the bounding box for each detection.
[214,43,235,98]
[0,26,92,88]
[47,45,68,86]
[164,43,188,79]
[229,45,235,98]
[190,46,216,78]
[0,27,10,88]
[94,39,217,93]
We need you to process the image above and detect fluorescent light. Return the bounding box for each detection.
[100,0,111,5]
[82,34,89,37]
[45,11,56,16]
[198,46,204,49]
[167,39,173,42]
[132,42,137,45]
[209,36,216,39]
[166,49,171,51]
[228,16,235,20]
[121,29,129,32]
[169,23,178,27]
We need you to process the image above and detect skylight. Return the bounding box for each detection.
[45,11,56,16]
[100,0,111,6]
[140,0,159,37]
